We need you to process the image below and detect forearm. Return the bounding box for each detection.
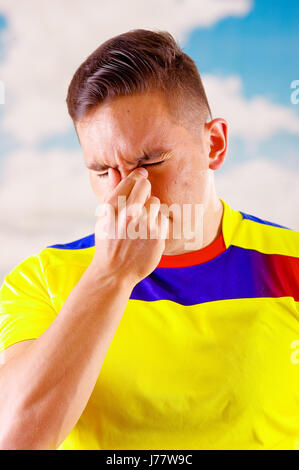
[0,263,134,450]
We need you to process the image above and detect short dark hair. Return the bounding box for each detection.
[66,29,212,136]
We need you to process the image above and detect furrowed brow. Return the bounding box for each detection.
[87,161,110,172]
[87,151,165,172]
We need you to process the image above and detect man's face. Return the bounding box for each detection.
[76,91,225,253]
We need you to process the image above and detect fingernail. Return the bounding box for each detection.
[137,167,148,176]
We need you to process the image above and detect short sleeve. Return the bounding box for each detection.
[0,254,57,354]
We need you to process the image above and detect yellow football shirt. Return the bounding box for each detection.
[0,199,298,450]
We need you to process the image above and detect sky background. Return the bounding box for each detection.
[0,0,298,282]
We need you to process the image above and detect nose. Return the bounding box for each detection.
[118,164,144,180]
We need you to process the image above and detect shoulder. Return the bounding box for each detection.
[221,200,299,258]
[46,233,95,250]
[233,209,298,258]
[1,232,95,292]
[39,232,96,270]
[0,233,96,311]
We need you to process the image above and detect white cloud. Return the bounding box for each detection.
[215,158,299,231]
[202,75,299,143]
[0,0,252,145]
[0,148,98,282]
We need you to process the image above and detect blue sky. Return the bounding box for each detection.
[0,13,6,61]
[183,0,299,169]
[184,0,299,106]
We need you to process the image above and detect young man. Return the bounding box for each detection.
[0,29,298,450]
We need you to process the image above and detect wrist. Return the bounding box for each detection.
[85,260,137,293]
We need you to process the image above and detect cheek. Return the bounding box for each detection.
[89,173,98,193]
[149,167,184,202]
[150,165,209,205]
[89,174,106,200]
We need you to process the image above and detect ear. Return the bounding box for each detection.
[205,118,228,170]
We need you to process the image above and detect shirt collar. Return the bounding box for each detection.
[156,199,242,268]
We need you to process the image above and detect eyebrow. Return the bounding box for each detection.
[86,151,165,172]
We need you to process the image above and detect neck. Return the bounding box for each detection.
[163,193,224,256]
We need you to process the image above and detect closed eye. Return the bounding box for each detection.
[96,160,165,178]
[144,161,164,166]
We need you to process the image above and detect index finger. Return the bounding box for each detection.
[107,167,149,204]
